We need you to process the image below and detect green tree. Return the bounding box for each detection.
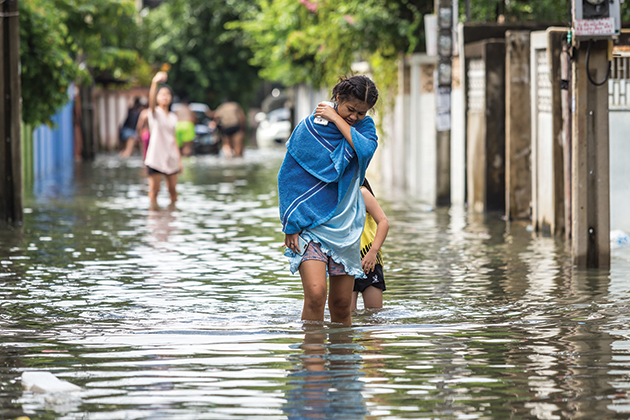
[462,0,630,24]
[232,0,429,96]
[19,0,148,127]
[462,0,569,23]
[52,0,149,85]
[140,0,263,108]
[19,0,79,127]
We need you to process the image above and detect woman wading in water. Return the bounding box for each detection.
[144,71,183,210]
[278,75,379,326]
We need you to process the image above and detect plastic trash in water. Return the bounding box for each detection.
[610,230,630,249]
[21,372,81,393]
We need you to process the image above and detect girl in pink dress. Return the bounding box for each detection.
[144,71,182,210]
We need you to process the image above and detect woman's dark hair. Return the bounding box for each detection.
[362,178,375,197]
[331,75,378,109]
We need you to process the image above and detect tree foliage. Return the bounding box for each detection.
[19,0,79,126]
[462,0,630,24]
[51,0,147,84]
[140,0,263,108]
[19,0,147,127]
[231,0,429,94]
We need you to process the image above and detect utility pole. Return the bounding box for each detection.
[0,0,23,226]
[435,0,453,207]
[570,0,621,267]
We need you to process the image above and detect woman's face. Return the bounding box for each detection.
[335,95,370,126]
[157,87,172,108]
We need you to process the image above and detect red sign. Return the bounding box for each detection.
[574,18,616,36]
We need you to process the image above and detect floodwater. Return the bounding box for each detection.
[2,149,630,420]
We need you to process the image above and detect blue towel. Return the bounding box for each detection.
[278,113,378,234]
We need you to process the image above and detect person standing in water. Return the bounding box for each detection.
[144,71,182,210]
[214,100,246,158]
[278,75,379,326]
[351,178,389,310]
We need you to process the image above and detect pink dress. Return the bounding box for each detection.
[144,107,180,175]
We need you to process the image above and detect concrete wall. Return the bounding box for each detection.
[529,30,567,236]
[465,39,506,213]
[294,84,328,125]
[379,53,438,203]
[451,54,466,206]
[610,56,630,232]
[530,31,555,233]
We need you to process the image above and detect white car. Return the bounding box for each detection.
[255,107,292,148]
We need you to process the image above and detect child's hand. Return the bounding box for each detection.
[153,71,168,84]
[315,102,337,123]
[361,250,378,273]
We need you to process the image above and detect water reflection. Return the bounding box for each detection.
[284,326,366,419]
[3,151,630,418]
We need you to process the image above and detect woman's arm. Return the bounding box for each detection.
[149,72,167,112]
[361,188,389,273]
[314,103,355,150]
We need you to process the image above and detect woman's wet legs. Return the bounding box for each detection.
[328,275,354,325]
[148,173,161,210]
[299,260,328,322]
[165,173,178,206]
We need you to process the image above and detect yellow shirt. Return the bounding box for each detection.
[360,191,383,266]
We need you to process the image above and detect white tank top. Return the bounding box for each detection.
[145,107,180,174]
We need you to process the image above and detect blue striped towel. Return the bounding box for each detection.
[278,113,378,234]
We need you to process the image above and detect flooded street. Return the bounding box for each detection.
[3,149,630,419]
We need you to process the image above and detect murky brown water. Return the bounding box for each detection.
[2,149,630,419]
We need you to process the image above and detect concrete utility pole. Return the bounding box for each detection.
[0,0,23,226]
[569,0,620,267]
[435,0,453,207]
[571,39,610,268]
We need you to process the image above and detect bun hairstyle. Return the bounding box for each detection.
[331,75,379,109]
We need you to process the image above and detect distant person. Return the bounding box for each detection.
[144,71,182,210]
[351,178,389,310]
[278,75,379,326]
[136,107,151,161]
[119,98,143,158]
[214,100,246,158]
[174,101,196,157]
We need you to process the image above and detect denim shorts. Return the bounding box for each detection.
[301,241,348,276]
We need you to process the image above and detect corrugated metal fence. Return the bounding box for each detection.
[21,95,75,188]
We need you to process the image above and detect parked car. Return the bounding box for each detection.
[172,102,221,155]
[255,107,292,148]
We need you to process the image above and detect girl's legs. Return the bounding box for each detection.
[328,274,355,325]
[361,285,383,309]
[299,260,328,322]
[351,291,360,311]
[165,173,178,205]
[148,173,162,210]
